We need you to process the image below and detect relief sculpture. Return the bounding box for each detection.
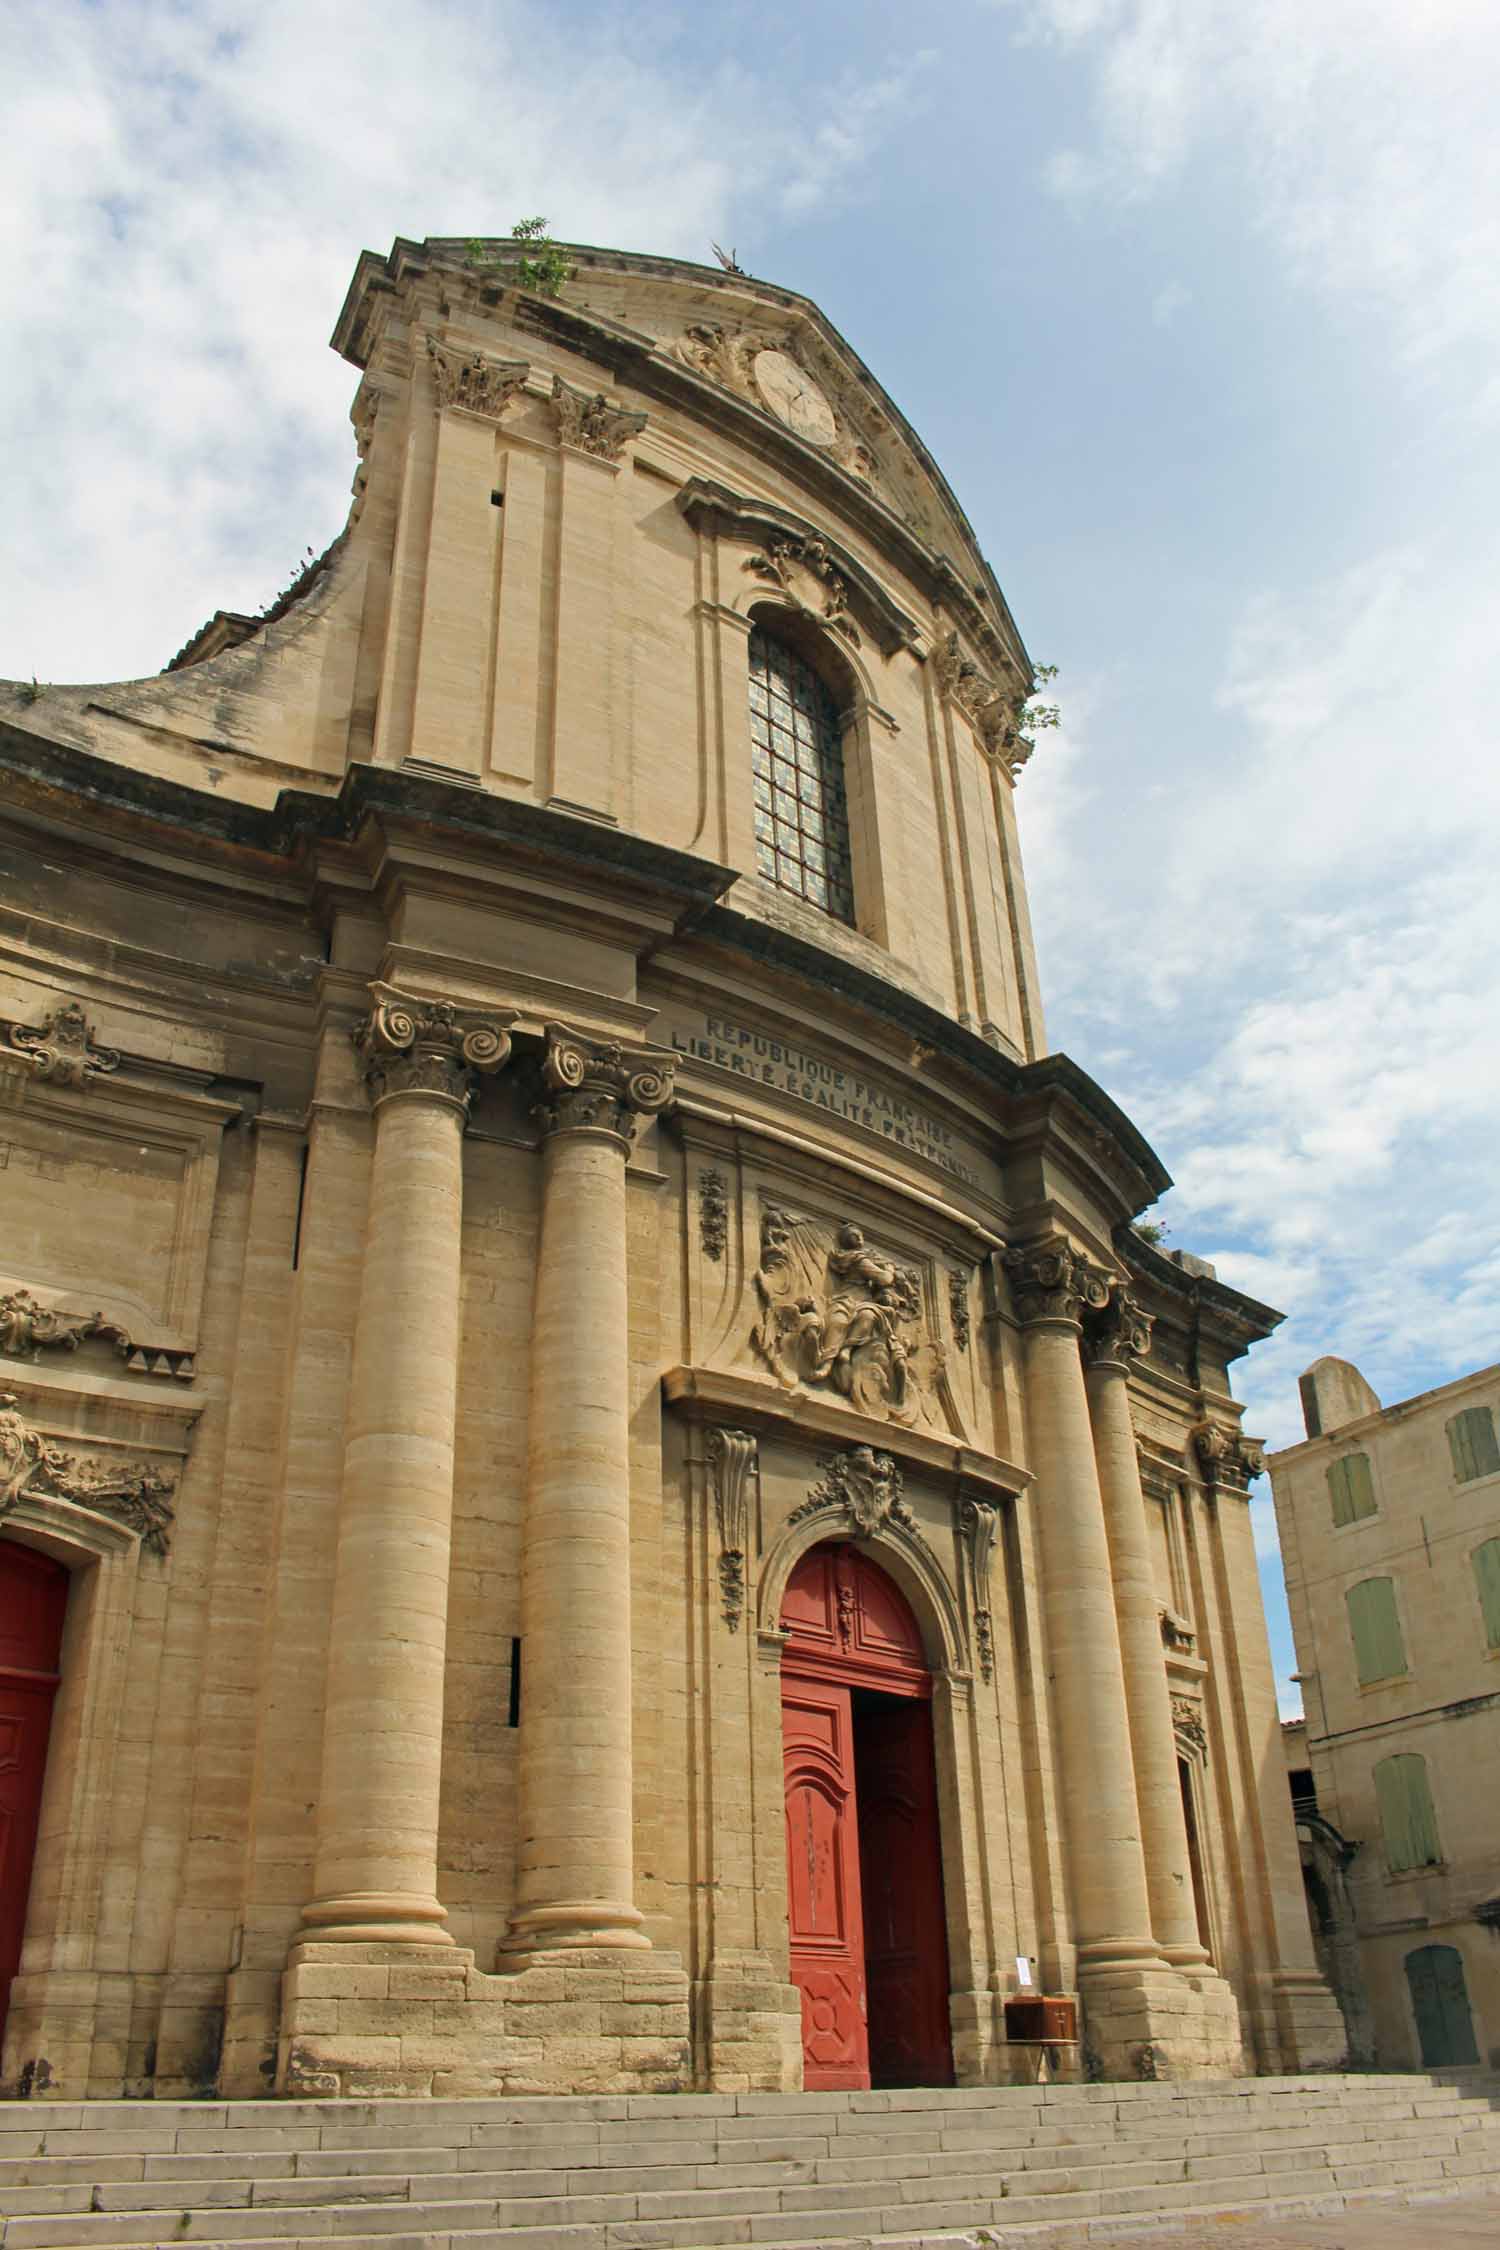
[750,1205,942,1427]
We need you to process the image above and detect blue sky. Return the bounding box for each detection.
[6,0,1498,1713]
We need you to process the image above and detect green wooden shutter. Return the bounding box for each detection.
[1447,1405,1500,1482]
[1375,1753,1441,1871]
[1473,1539,1500,1650]
[1327,1453,1376,1526]
[1346,1577,1406,1683]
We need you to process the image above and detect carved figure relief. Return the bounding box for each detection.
[550,375,648,462]
[425,336,529,421]
[788,1445,915,1540]
[0,1000,120,1088]
[698,1167,728,1262]
[751,1207,941,1427]
[744,535,860,647]
[960,1496,1000,1682]
[0,1394,177,1555]
[706,1426,756,1632]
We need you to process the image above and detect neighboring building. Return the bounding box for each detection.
[0,235,1340,2104]
[1271,1355,1500,2072]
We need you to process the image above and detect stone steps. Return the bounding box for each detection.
[0,2075,1496,2249]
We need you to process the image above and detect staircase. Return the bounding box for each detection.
[1,2074,1497,2249]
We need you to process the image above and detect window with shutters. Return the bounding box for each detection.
[1346,1576,1407,1685]
[1327,1452,1377,1527]
[747,625,856,925]
[1473,1538,1500,1651]
[1447,1404,1500,1483]
[1374,1753,1442,1872]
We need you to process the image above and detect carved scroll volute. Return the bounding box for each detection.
[960,1495,999,1683]
[535,1026,676,1151]
[1193,1421,1264,1492]
[550,375,648,462]
[707,1427,757,1632]
[354,989,514,1116]
[1001,1237,1111,1330]
[0,1000,120,1089]
[1083,1285,1154,1372]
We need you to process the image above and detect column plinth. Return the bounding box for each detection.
[504,1027,675,1954]
[299,991,511,1948]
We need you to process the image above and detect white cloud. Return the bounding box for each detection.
[994,0,1500,392]
[0,1,919,682]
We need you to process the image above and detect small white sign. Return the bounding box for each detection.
[1014,1955,1034,1988]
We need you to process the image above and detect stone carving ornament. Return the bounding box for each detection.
[0,1290,195,1383]
[0,1393,177,1555]
[355,992,512,1114]
[1001,1238,1111,1329]
[550,374,648,462]
[788,1445,915,1540]
[669,322,885,488]
[534,1025,675,1149]
[698,1167,728,1262]
[744,535,860,647]
[0,1000,120,1088]
[1171,1694,1208,1759]
[425,335,529,421]
[751,1208,940,1427]
[706,1426,756,1631]
[1193,1421,1266,1490]
[949,1267,973,1354]
[934,632,1032,780]
[1083,1286,1155,1370]
[961,1495,1000,1682]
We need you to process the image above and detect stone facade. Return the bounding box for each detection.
[0,236,1339,2102]
[1271,1354,1500,2072]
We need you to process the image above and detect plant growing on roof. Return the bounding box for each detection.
[466,218,574,299]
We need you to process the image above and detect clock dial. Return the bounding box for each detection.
[752,349,837,448]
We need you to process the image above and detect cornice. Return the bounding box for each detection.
[1113,1223,1283,1358]
[676,478,920,658]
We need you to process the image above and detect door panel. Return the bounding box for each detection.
[783,1677,868,2089]
[855,1696,953,2087]
[0,1543,68,2046]
[1405,1944,1479,2068]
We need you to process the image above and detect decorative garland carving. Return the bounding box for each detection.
[550,374,647,461]
[1001,1238,1111,1330]
[744,535,860,647]
[534,1025,675,1149]
[0,1394,177,1555]
[960,1495,1000,1682]
[354,990,513,1114]
[949,1267,973,1354]
[698,1167,728,1262]
[707,1426,756,1632]
[1083,1285,1154,1370]
[0,1001,120,1089]
[426,336,529,421]
[0,1290,195,1383]
[751,1206,940,1427]
[1171,1694,1208,1759]
[788,1445,915,1541]
[934,631,1032,778]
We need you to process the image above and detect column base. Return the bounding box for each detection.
[1270,1969,1348,2071]
[278,1940,691,2097]
[695,1949,802,2091]
[1078,1955,1246,2080]
[500,1898,651,1952]
[299,1890,454,1946]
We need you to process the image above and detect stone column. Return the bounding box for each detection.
[1083,1290,1209,1967]
[1002,1240,1162,1987]
[300,990,511,1945]
[504,1026,674,1952]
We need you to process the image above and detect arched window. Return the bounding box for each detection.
[748,625,855,925]
[1373,1752,1441,1872]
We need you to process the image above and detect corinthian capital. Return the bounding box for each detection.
[1083,1285,1155,1370]
[550,374,648,461]
[354,988,514,1114]
[535,1025,676,1148]
[426,335,529,421]
[1001,1237,1111,1329]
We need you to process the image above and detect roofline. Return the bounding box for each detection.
[1267,1356,1500,1467]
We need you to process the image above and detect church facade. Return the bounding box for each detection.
[0,237,1341,2102]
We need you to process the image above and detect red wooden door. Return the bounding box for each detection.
[782,1675,869,2087]
[781,1543,952,2089]
[0,1542,68,2046]
[856,1698,953,2087]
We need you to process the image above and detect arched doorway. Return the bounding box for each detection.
[0,1541,69,2045]
[780,1542,952,2089]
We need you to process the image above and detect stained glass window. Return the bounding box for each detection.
[748,627,855,925]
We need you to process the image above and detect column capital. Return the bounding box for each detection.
[1193,1420,1265,1490]
[1083,1285,1155,1373]
[535,1024,676,1150]
[354,986,514,1116]
[1001,1236,1111,1330]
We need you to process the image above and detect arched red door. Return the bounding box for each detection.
[781,1543,952,2089]
[0,1542,69,2046]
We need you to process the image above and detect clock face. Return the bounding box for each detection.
[753,349,837,447]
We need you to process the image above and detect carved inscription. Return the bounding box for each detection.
[751,1208,940,1427]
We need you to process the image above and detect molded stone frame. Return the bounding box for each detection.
[0,1376,199,2097]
